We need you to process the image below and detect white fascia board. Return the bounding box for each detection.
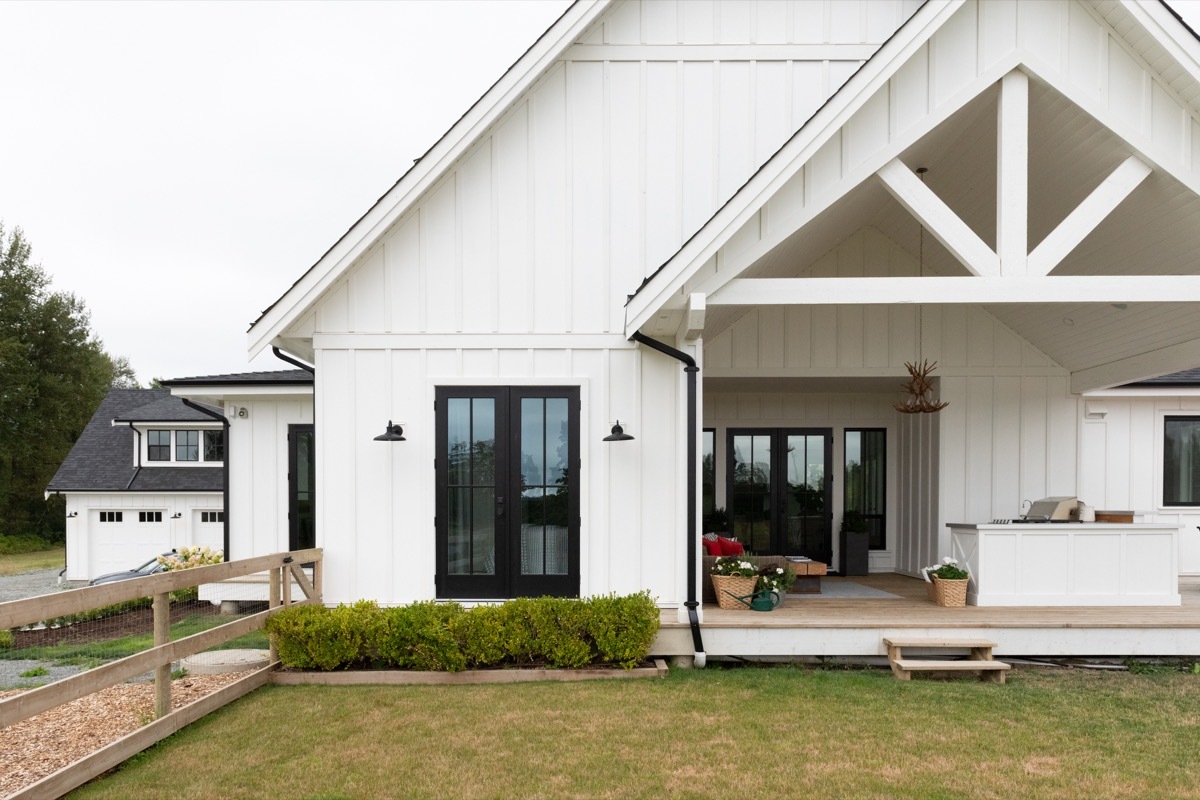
[1071,335,1200,393]
[623,0,963,337]
[169,385,313,399]
[709,275,1200,306]
[247,0,610,359]
[1121,0,1200,91]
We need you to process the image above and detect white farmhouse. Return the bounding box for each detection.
[172,0,1200,657]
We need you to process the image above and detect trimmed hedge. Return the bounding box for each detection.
[0,533,57,555]
[265,592,660,672]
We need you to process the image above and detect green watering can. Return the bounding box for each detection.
[725,589,781,612]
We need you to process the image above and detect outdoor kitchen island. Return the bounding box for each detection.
[947,523,1181,606]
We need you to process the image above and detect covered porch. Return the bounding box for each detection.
[651,575,1200,658]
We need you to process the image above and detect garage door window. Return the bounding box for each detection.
[139,511,162,523]
[100,511,122,523]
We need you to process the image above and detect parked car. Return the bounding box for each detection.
[88,551,176,586]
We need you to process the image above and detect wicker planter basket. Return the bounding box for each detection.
[932,576,968,607]
[925,580,937,602]
[711,575,760,610]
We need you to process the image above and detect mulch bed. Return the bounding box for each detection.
[13,601,223,649]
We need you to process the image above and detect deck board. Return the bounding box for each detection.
[662,575,1200,629]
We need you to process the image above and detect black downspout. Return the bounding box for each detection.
[272,346,315,374]
[630,331,705,666]
[125,423,142,490]
[182,399,231,563]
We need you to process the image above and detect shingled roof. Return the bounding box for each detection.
[46,389,223,494]
[161,369,313,386]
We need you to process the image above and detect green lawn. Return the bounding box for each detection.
[67,665,1200,800]
[0,546,65,576]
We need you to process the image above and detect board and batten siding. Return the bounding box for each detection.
[704,390,900,572]
[226,396,313,562]
[1079,396,1200,574]
[702,224,1077,575]
[287,0,920,346]
[312,344,687,607]
[687,0,1200,308]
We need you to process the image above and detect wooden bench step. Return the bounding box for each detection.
[891,659,1010,672]
[883,637,997,649]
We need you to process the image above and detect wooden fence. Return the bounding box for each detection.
[1,548,321,800]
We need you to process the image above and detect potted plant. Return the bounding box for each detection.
[921,557,970,607]
[839,509,870,576]
[756,563,795,606]
[710,556,760,610]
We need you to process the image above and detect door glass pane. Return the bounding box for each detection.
[519,398,570,576]
[702,430,716,530]
[447,399,471,486]
[296,430,315,550]
[731,434,772,553]
[472,401,495,485]
[786,435,826,556]
[448,488,470,575]
[472,488,495,574]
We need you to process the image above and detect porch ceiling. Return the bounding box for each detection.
[705,75,1200,379]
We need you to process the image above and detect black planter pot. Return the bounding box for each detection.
[839,530,870,576]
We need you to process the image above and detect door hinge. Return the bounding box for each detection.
[434,516,438,528]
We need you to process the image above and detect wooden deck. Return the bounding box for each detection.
[651,575,1200,658]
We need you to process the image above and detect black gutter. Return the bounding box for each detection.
[272,346,315,374]
[181,399,230,562]
[125,422,142,490]
[630,332,705,666]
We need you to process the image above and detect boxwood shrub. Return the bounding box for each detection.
[264,592,659,672]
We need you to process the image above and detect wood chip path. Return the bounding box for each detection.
[0,674,242,796]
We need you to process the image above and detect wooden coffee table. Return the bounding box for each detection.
[787,559,827,594]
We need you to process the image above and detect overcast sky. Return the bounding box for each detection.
[2,0,1199,385]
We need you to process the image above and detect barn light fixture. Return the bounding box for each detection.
[67,511,78,518]
[603,420,635,442]
[171,513,182,519]
[373,420,406,442]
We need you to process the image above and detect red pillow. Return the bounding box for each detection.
[717,537,744,556]
[702,539,723,556]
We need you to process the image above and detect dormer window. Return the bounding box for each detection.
[148,430,171,461]
[177,430,199,461]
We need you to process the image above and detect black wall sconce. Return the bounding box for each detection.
[373,420,406,442]
[602,420,635,442]
[171,512,183,519]
[67,511,78,518]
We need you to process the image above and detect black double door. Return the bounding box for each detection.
[435,386,580,599]
[726,428,833,565]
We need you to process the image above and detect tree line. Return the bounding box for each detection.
[0,222,137,541]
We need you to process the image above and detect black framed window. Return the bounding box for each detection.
[100,511,123,523]
[176,430,199,461]
[139,511,162,523]
[201,511,224,523]
[203,430,224,462]
[845,429,886,549]
[147,430,170,461]
[1164,417,1200,505]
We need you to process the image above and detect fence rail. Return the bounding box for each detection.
[1,548,321,800]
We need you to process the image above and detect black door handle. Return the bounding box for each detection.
[497,496,506,517]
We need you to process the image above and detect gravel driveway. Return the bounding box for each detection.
[0,567,69,603]
[1,568,88,690]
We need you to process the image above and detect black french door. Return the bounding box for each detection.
[435,386,580,599]
[726,428,833,564]
[288,424,315,552]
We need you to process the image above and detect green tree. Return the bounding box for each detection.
[0,222,137,539]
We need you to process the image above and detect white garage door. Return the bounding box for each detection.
[89,510,169,578]
[194,510,224,553]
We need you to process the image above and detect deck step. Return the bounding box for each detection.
[890,658,1010,672]
[882,637,997,649]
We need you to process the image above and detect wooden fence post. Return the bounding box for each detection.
[153,592,170,719]
[312,557,323,604]
[268,567,281,663]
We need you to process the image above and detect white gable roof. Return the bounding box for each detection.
[624,0,1200,338]
[247,0,610,358]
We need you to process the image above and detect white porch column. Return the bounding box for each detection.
[997,70,1028,276]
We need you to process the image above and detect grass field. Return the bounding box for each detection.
[0,547,65,576]
[66,665,1200,800]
